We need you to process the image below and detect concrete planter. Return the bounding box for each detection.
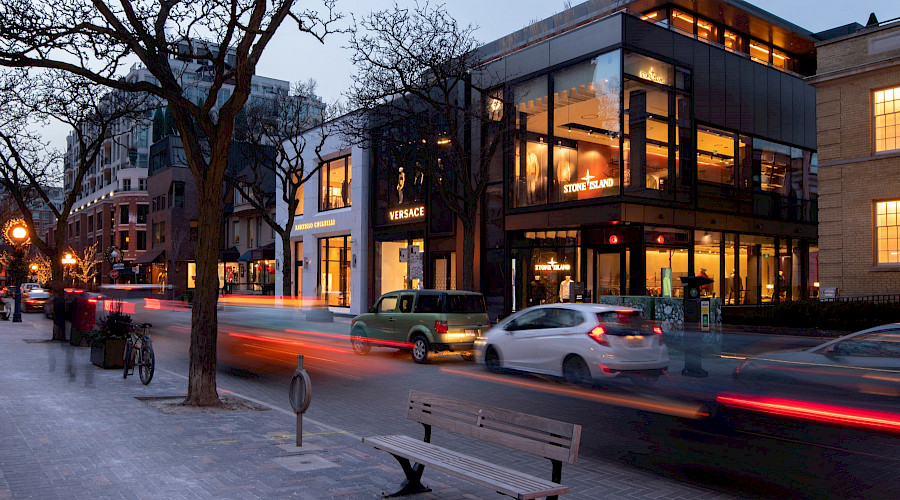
[90,339,126,369]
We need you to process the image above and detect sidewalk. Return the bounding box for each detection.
[0,319,487,499]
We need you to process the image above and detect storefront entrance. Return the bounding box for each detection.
[374,236,425,297]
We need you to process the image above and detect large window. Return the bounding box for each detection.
[551,51,621,203]
[876,201,900,265]
[320,235,351,307]
[875,86,900,153]
[697,126,735,185]
[512,76,549,208]
[320,156,351,211]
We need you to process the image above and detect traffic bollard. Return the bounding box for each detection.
[288,354,312,446]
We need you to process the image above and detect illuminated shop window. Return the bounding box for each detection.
[670,9,694,36]
[320,156,351,211]
[875,87,900,153]
[876,201,900,264]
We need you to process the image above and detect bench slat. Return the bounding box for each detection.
[407,391,581,465]
[364,434,569,500]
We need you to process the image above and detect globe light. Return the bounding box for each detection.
[11,226,26,240]
[110,249,119,260]
[30,264,38,271]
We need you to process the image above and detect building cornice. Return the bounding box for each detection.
[807,55,900,85]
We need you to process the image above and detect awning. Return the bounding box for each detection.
[221,246,240,262]
[250,242,276,261]
[237,250,252,262]
[133,247,165,265]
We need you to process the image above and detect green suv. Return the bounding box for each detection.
[350,290,490,363]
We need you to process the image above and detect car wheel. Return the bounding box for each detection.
[460,351,475,361]
[350,329,371,355]
[411,335,430,364]
[563,356,591,386]
[484,346,503,373]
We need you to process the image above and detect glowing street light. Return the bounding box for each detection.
[3,219,30,323]
[61,253,77,265]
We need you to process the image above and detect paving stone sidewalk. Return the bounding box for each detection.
[0,319,734,500]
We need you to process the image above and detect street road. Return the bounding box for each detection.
[28,303,900,499]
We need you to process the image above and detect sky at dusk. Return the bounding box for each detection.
[37,0,900,149]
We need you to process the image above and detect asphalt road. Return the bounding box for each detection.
[27,304,900,499]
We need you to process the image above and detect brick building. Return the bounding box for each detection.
[810,16,900,297]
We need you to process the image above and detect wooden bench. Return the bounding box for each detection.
[364,390,581,499]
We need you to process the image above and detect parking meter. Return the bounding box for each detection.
[680,276,713,378]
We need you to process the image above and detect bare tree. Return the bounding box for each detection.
[0,69,151,340]
[29,251,52,285]
[229,79,330,297]
[0,0,340,405]
[345,1,507,291]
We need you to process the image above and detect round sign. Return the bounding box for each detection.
[109,269,120,279]
[289,368,312,414]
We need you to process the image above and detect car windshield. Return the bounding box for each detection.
[445,294,485,314]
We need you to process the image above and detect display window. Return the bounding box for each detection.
[512,76,549,208]
[375,237,424,297]
[320,235,351,307]
[697,126,735,185]
[511,231,579,311]
[550,52,621,203]
[693,231,721,298]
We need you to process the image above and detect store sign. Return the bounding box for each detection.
[562,170,615,194]
[638,67,666,85]
[535,258,571,272]
[388,205,425,221]
[294,219,336,231]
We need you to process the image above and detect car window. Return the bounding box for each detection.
[415,294,444,313]
[445,294,485,314]
[377,296,398,313]
[507,309,549,330]
[397,294,415,313]
[833,331,900,357]
[556,308,585,327]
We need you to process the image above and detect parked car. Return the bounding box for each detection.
[475,305,669,385]
[20,283,42,294]
[733,324,900,398]
[22,287,50,312]
[350,290,491,363]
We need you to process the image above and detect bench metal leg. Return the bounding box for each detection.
[384,454,431,497]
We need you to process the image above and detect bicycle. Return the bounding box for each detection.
[123,322,154,385]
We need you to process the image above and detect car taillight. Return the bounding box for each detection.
[653,326,664,345]
[588,326,609,346]
[434,320,448,334]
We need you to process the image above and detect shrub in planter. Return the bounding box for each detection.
[88,308,132,369]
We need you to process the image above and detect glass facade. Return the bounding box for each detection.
[375,237,425,297]
[320,235,350,307]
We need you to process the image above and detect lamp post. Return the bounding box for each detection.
[4,219,30,323]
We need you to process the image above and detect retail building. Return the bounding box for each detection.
[366,0,820,320]
[810,16,900,297]
[275,122,370,316]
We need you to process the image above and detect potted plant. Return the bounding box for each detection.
[89,303,132,369]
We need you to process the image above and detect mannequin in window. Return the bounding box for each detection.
[526,152,541,204]
[396,166,406,204]
[559,275,574,303]
[527,275,545,307]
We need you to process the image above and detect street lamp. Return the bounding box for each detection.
[3,219,30,323]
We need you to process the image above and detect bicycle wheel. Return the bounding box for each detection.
[139,345,155,385]
[122,340,133,379]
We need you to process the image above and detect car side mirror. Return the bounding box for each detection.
[368,306,376,313]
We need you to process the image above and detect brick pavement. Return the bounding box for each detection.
[0,318,735,500]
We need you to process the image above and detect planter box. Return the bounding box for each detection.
[90,339,126,369]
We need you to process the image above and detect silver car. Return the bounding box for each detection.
[734,324,900,398]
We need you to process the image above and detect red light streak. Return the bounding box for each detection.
[227,332,349,354]
[104,300,135,314]
[285,329,414,349]
[716,393,900,434]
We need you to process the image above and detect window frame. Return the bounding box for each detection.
[874,85,900,154]
[319,155,352,212]
[874,199,900,266]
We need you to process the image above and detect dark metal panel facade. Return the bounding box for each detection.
[548,15,621,67]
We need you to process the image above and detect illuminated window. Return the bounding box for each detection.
[875,87,900,153]
[749,42,770,64]
[320,156,351,211]
[696,19,716,42]
[876,201,900,264]
[670,10,694,36]
[723,31,742,52]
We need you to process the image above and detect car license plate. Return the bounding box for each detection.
[626,335,643,347]
[465,329,476,335]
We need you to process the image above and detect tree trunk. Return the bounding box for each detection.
[461,221,476,291]
[282,235,293,298]
[184,175,223,407]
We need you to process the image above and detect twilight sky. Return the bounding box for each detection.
[39,0,900,149]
